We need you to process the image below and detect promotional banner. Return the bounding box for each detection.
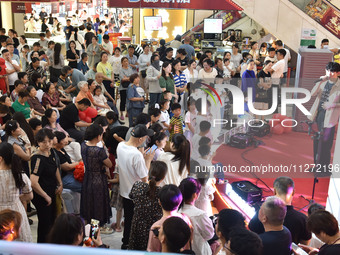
[11,2,27,13]
[108,0,242,10]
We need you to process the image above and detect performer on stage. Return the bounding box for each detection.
[308,62,340,172]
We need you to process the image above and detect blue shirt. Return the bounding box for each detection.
[127,84,144,110]
[77,60,89,75]
[242,70,256,102]
[178,43,195,60]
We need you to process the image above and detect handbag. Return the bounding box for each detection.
[141,70,147,78]
[121,80,130,88]
[73,162,85,183]
[77,39,85,50]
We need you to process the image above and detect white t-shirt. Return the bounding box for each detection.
[108,55,123,74]
[271,59,285,85]
[223,62,235,78]
[264,55,277,63]
[230,53,242,71]
[183,68,198,83]
[102,41,114,55]
[5,60,19,86]
[116,142,148,199]
[283,48,291,73]
[159,110,170,129]
[184,111,196,132]
[198,68,218,83]
[158,152,188,186]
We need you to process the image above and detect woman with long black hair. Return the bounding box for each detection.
[0,142,33,242]
[48,43,64,81]
[158,134,190,186]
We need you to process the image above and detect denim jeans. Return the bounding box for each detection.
[62,174,82,193]
[128,108,143,127]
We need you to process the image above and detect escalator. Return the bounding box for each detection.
[230,0,340,52]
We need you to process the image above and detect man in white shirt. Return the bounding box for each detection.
[269,49,286,113]
[273,40,291,81]
[116,124,155,250]
[101,34,113,55]
[6,43,20,66]
[2,49,20,91]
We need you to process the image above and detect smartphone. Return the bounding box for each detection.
[150,144,158,153]
[90,219,99,239]
[291,243,308,255]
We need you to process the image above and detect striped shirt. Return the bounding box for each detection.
[173,72,187,95]
[170,116,184,141]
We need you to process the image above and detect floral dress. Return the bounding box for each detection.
[128,181,162,250]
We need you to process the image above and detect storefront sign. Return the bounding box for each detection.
[300,28,317,47]
[78,0,92,3]
[51,2,59,14]
[65,0,73,11]
[11,3,26,13]
[108,0,242,10]
[321,7,340,37]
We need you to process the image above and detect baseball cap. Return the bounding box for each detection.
[131,124,154,138]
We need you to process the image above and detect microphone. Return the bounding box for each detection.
[314,76,329,83]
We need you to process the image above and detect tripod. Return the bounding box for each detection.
[299,121,321,211]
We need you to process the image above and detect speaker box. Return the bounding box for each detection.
[248,122,270,137]
[231,181,262,204]
[228,133,254,149]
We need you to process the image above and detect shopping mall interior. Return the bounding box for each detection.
[0,0,340,254]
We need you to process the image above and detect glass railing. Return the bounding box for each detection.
[289,0,340,38]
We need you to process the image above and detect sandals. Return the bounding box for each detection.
[110,223,122,232]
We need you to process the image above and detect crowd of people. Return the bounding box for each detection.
[0,10,339,255]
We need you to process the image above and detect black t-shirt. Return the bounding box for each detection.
[64,25,74,40]
[260,226,292,255]
[104,125,129,155]
[31,152,58,196]
[161,56,174,64]
[41,23,49,33]
[249,205,311,244]
[258,70,271,79]
[60,104,80,130]
[177,57,188,67]
[66,49,80,68]
[84,32,95,47]
[319,244,340,255]
[55,149,73,178]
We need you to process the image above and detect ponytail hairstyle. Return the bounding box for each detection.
[179,177,201,209]
[54,43,62,66]
[147,161,168,199]
[0,143,24,190]
[171,134,190,175]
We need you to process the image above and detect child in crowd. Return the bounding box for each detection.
[195,145,216,217]
[151,131,168,161]
[179,177,214,255]
[191,121,211,159]
[149,107,161,125]
[108,165,123,233]
[93,86,110,110]
[184,97,196,142]
[85,62,98,80]
[169,103,184,141]
[159,99,170,131]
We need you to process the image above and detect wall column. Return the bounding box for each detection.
[1,2,13,30]
[132,8,140,44]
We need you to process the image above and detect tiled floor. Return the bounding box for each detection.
[29,208,124,249]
